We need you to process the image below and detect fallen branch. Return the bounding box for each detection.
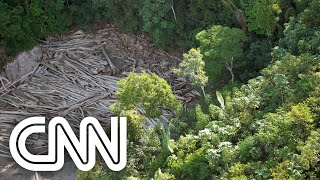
[101,45,119,74]
[58,93,110,116]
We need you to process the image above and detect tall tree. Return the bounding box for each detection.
[111,73,179,118]
[196,25,246,83]
[173,48,208,95]
[241,0,281,36]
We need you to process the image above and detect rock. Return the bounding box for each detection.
[2,46,41,82]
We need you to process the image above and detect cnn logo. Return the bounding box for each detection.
[9,117,127,171]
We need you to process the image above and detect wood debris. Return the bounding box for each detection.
[0,24,200,157]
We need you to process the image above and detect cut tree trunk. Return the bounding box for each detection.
[101,45,119,74]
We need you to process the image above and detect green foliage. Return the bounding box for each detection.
[0,0,71,56]
[104,45,319,179]
[154,169,175,180]
[197,25,246,63]
[4,0,320,179]
[69,0,97,30]
[0,0,240,66]
[216,91,225,110]
[139,0,176,49]
[111,73,179,118]
[196,25,246,83]
[294,130,320,171]
[300,0,320,28]
[172,48,208,88]
[270,161,295,179]
[194,105,210,131]
[77,162,108,179]
[241,0,281,35]
[280,0,320,55]
[85,0,236,50]
[240,39,272,81]
[90,0,143,32]
[228,162,247,179]
[82,48,319,180]
[119,109,145,143]
[176,0,236,50]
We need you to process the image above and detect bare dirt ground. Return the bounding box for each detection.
[0,24,200,180]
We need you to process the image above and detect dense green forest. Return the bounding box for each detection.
[1,0,320,179]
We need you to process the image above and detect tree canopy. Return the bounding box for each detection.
[241,0,281,35]
[111,73,179,119]
[0,0,319,179]
[172,48,208,88]
[77,1,320,179]
[196,25,246,83]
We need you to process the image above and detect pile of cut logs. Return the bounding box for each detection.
[0,25,200,158]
